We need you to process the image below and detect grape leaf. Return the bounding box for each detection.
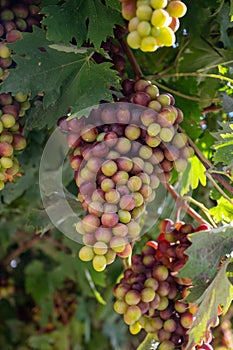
[209,197,233,224]
[178,225,233,283]
[25,260,51,303]
[0,28,120,123]
[186,259,233,350]
[216,3,233,48]
[220,91,233,113]
[180,156,207,196]
[28,209,53,234]
[42,0,123,47]
[212,122,233,167]
[137,334,159,350]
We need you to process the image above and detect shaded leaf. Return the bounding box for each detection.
[186,259,233,349]
[212,122,233,167]
[42,0,123,47]
[178,225,233,283]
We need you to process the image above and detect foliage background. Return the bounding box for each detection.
[0,0,233,349]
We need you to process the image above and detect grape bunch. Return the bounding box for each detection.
[0,0,42,189]
[119,0,187,52]
[59,77,193,272]
[113,219,215,349]
[93,34,127,78]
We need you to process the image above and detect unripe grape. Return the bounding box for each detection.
[112,223,128,237]
[1,114,15,128]
[105,189,120,204]
[125,290,141,305]
[125,124,141,140]
[102,211,118,228]
[0,156,13,169]
[93,241,108,255]
[114,299,128,314]
[0,142,13,157]
[116,156,133,172]
[151,9,172,27]
[166,1,187,18]
[180,311,193,328]
[127,220,141,238]
[157,296,169,310]
[6,29,22,43]
[128,16,140,32]
[82,214,100,233]
[105,248,117,264]
[136,5,153,21]
[141,287,156,302]
[119,194,136,211]
[115,137,131,154]
[127,31,141,49]
[118,209,131,224]
[0,180,4,190]
[153,265,169,281]
[139,145,153,159]
[101,178,115,192]
[79,246,94,261]
[137,21,151,37]
[81,124,98,142]
[140,36,158,52]
[0,43,10,59]
[145,135,161,147]
[156,93,171,106]
[92,255,107,272]
[158,340,175,350]
[150,0,168,9]
[124,305,142,324]
[157,26,176,46]
[110,236,126,253]
[129,322,142,334]
[112,170,129,185]
[148,100,162,112]
[173,158,187,172]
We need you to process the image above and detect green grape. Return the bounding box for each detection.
[157,26,176,46]
[150,0,168,9]
[79,246,94,261]
[137,21,151,37]
[127,31,142,49]
[136,5,153,21]
[92,255,107,272]
[151,9,172,28]
[166,0,187,18]
[140,36,158,52]
[128,16,140,32]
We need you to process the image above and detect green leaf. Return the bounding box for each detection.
[186,259,233,349]
[212,122,233,167]
[216,3,233,48]
[178,225,233,284]
[1,168,36,205]
[27,209,53,234]
[137,334,159,350]
[180,156,207,196]
[42,0,123,47]
[25,260,50,303]
[209,197,233,223]
[1,28,120,125]
[28,334,52,350]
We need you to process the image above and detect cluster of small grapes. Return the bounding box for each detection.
[0,0,41,78]
[113,219,214,350]
[58,85,192,272]
[0,0,42,189]
[119,78,194,172]
[119,0,187,52]
[0,92,28,190]
[93,35,127,77]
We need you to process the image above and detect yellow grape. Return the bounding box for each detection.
[127,31,142,49]
[157,26,176,46]
[92,255,107,272]
[128,16,140,32]
[151,8,172,27]
[136,5,153,21]
[79,246,94,261]
[140,36,158,52]
[150,0,168,9]
[137,21,151,37]
[166,0,187,18]
[150,26,160,37]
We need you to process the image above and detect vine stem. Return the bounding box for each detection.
[117,36,143,79]
[178,126,233,197]
[164,183,211,226]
